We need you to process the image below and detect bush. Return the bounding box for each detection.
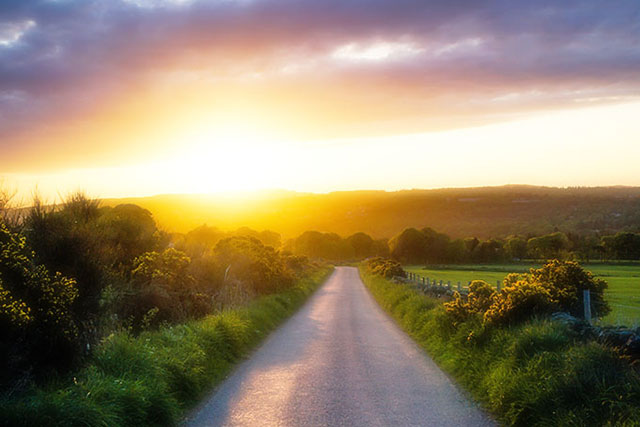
[122,248,204,327]
[444,280,495,326]
[0,220,79,384]
[213,236,295,295]
[484,280,558,326]
[366,257,406,279]
[445,260,609,329]
[529,260,610,317]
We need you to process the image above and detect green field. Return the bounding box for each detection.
[405,263,640,325]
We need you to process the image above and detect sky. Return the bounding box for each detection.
[1,0,639,202]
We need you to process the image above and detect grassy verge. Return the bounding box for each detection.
[0,266,333,427]
[404,263,640,325]
[359,266,640,426]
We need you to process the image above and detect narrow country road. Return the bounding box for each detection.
[185,267,494,426]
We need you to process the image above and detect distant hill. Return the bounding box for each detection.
[102,186,640,239]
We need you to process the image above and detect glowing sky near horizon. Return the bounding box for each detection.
[1,0,640,202]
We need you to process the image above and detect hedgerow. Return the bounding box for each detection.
[359,264,640,426]
[0,266,332,427]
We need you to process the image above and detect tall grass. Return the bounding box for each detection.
[0,267,332,427]
[360,267,640,426]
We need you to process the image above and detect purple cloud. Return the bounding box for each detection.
[0,0,639,149]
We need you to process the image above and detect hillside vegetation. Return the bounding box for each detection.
[102,186,640,238]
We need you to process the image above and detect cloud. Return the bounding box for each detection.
[0,0,639,157]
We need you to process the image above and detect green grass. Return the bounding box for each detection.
[0,266,333,427]
[359,266,640,426]
[404,263,640,325]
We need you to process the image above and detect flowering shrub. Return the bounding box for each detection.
[528,260,610,317]
[0,220,79,383]
[444,280,495,325]
[445,260,609,327]
[366,257,406,279]
[484,280,558,326]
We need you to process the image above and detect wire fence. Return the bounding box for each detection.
[404,271,503,295]
[403,271,640,327]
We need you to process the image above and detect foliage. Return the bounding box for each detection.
[132,248,195,291]
[528,260,610,317]
[366,257,405,279]
[346,232,376,258]
[0,267,332,427]
[0,220,79,384]
[287,230,354,260]
[483,281,557,326]
[444,260,610,327]
[444,280,495,326]
[24,194,166,350]
[602,232,640,260]
[25,194,109,326]
[5,192,312,391]
[97,204,163,273]
[504,236,528,260]
[389,228,430,264]
[527,232,571,260]
[113,186,640,245]
[120,248,205,327]
[286,230,388,261]
[214,236,295,295]
[360,266,640,426]
[176,225,281,259]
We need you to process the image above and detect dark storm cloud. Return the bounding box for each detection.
[0,0,639,141]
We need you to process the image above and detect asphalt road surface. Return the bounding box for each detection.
[185,266,494,426]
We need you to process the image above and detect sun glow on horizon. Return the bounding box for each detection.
[3,100,640,205]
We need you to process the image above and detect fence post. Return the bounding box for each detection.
[422,277,425,287]
[439,280,443,288]
[583,289,592,324]
[447,281,451,290]
[457,281,461,292]
[496,280,501,292]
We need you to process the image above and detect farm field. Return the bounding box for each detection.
[405,263,640,325]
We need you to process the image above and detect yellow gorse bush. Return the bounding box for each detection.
[445,260,609,327]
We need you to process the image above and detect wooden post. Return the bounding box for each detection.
[496,280,501,292]
[457,281,461,292]
[439,280,443,288]
[422,277,425,287]
[583,290,592,323]
[447,281,451,290]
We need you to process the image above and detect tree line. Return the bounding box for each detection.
[283,227,640,264]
